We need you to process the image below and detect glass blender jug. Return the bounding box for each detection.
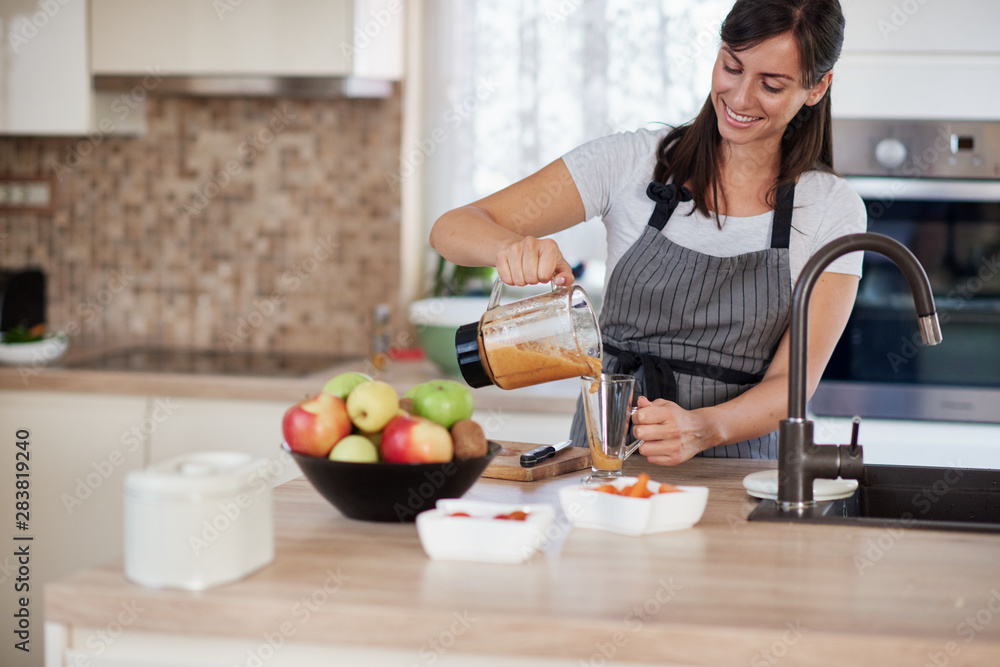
[455,279,603,389]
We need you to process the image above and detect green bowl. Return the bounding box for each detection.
[409,297,490,378]
[417,324,462,376]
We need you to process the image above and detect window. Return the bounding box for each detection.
[413,0,734,293]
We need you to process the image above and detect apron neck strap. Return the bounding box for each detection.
[646,181,796,245]
[646,182,693,231]
[769,182,795,249]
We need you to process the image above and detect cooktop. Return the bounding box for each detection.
[63,347,358,378]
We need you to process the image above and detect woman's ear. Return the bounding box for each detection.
[805,71,833,107]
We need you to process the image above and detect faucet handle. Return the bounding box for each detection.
[849,416,861,456]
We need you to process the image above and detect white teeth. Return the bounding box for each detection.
[726,104,761,123]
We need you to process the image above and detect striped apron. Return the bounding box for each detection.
[569,180,795,458]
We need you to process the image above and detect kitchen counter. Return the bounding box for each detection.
[44,456,1000,666]
[0,342,579,413]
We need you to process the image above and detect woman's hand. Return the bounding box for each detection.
[495,236,575,287]
[631,396,720,465]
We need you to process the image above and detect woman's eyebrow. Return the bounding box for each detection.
[722,46,795,81]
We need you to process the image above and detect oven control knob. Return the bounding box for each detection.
[875,138,908,169]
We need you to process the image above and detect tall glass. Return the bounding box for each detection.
[580,373,643,484]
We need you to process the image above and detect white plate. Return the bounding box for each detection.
[0,333,69,365]
[742,470,858,502]
[559,477,709,536]
[416,499,556,564]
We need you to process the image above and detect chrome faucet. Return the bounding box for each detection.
[778,233,943,508]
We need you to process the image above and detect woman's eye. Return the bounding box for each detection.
[722,65,740,75]
[762,82,782,93]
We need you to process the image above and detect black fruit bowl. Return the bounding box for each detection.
[285,441,501,522]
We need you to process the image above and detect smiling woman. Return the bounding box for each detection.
[430,0,867,465]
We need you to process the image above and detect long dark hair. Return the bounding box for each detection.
[653,0,844,225]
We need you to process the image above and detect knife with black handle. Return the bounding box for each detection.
[520,440,573,468]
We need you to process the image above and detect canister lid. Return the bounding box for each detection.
[455,322,492,388]
[125,451,270,499]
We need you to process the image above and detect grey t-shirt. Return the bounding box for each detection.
[561,127,868,288]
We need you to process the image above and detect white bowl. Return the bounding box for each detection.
[416,499,556,563]
[408,297,491,328]
[559,477,709,536]
[0,332,69,366]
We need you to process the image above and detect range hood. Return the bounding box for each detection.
[91,0,402,100]
[93,75,394,99]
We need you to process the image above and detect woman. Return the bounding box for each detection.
[430,0,865,464]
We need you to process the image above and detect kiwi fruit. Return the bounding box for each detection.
[450,419,488,460]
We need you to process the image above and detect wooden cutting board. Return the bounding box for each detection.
[483,440,591,482]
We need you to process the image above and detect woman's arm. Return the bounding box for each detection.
[632,272,860,465]
[429,159,587,286]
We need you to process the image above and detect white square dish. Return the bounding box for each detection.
[416,499,556,563]
[559,477,709,536]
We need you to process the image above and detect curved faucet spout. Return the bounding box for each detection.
[787,232,942,421]
[778,232,942,507]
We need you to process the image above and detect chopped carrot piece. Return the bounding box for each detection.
[449,512,472,517]
[587,475,682,497]
[626,473,650,497]
[506,510,528,521]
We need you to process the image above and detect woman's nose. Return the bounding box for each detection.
[731,77,753,108]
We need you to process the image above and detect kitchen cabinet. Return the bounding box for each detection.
[841,0,999,54]
[0,0,91,135]
[90,0,403,81]
[0,389,299,667]
[835,0,1000,120]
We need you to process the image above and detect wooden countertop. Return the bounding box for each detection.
[0,343,578,413]
[45,456,1000,666]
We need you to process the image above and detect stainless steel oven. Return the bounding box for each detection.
[811,118,1000,423]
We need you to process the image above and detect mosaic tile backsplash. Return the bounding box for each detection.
[0,90,403,356]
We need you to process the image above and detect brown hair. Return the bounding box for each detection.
[653,0,845,226]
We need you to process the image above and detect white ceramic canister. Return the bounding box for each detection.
[124,451,274,590]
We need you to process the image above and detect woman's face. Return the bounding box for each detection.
[711,32,831,152]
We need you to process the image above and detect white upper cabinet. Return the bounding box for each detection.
[834,0,1000,120]
[841,0,1000,54]
[0,0,91,135]
[90,0,403,80]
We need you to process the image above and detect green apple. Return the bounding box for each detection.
[322,371,373,400]
[404,380,474,429]
[328,434,379,462]
[363,430,382,449]
[346,380,400,433]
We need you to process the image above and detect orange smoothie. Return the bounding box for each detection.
[484,341,602,390]
[588,429,624,471]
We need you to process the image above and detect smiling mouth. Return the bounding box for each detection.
[723,100,763,124]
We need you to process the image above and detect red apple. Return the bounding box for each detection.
[380,414,454,464]
[282,393,352,457]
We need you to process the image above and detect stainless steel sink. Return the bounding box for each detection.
[748,464,1000,533]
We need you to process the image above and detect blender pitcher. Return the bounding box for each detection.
[454,279,603,389]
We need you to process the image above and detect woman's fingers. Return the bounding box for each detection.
[631,398,704,466]
[495,236,573,287]
[535,238,576,287]
[520,238,541,285]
